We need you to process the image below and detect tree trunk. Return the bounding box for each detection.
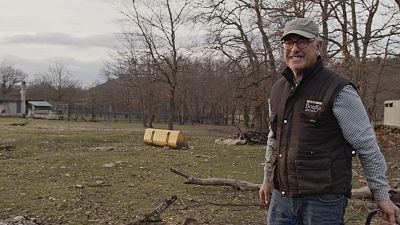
[148,112,153,128]
[179,101,184,125]
[231,106,235,125]
[224,105,229,125]
[148,93,154,128]
[319,0,329,60]
[140,98,147,127]
[262,103,268,132]
[253,105,263,132]
[168,88,175,130]
[201,105,205,124]
[243,103,250,129]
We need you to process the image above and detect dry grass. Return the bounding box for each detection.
[0,118,398,225]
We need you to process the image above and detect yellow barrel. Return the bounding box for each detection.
[143,128,186,149]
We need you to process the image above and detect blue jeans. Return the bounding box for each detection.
[267,189,348,225]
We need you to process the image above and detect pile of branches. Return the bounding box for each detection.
[234,130,268,145]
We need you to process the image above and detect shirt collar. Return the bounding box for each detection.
[282,56,323,87]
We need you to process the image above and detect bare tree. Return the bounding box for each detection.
[28,62,79,103]
[368,40,390,120]
[117,0,193,130]
[96,0,400,127]
[321,0,400,118]
[26,74,53,100]
[105,31,162,127]
[198,0,286,131]
[0,62,26,95]
[47,62,79,102]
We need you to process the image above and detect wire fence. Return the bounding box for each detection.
[49,102,243,126]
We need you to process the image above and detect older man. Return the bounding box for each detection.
[259,18,400,225]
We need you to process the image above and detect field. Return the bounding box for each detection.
[0,118,399,225]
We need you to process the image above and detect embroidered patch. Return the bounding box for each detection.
[305,100,322,112]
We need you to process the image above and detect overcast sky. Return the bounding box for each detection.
[0,0,123,87]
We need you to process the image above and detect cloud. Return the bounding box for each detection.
[0,54,106,87]
[1,32,119,48]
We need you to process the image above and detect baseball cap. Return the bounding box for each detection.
[281,18,319,40]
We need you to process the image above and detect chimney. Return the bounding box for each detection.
[20,81,26,117]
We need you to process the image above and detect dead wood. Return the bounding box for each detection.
[351,186,374,200]
[170,167,261,191]
[389,189,400,202]
[0,145,16,151]
[170,167,400,202]
[130,195,177,225]
[233,124,242,134]
[233,130,268,145]
[183,218,199,225]
[352,186,400,202]
[205,200,264,207]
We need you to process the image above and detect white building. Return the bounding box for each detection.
[0,81,26,117]
[383,100,400,127]
[0,95,22,116]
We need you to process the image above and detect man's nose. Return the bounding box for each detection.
[291,42,301,50]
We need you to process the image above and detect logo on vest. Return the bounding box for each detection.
[305,100,322,112]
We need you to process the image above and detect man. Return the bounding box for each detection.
[259,17,400,225]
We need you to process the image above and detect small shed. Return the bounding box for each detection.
[383,100,400,127]
[27,101,59,119]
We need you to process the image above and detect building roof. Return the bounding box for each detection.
[28,101,53,107]
[0,94,20,102]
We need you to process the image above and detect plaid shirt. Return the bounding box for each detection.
[264,85,389,200]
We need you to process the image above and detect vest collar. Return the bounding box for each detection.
[282,56,323,87]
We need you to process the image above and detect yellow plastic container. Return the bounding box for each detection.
[143,128,186,149]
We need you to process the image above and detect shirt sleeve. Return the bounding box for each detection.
[264,131,275,182]
[333,85,389,201]
[264,98,276,183]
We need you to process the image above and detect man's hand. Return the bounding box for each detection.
[377,199,400,225]
[259,181,273,206]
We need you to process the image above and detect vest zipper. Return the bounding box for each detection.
[284,116,293,195]
[283,86,296,195]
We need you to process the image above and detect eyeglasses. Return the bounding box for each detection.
[281,38,316,50]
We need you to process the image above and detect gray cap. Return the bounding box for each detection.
[281,18,318,40]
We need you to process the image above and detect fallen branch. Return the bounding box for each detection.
[170,167,400,202]
[233,124,242,134]
[170,166,260,191]
[205,200,264,207]
[351,186,373,200]
[0,145,16,151]
[389,189,400,202]
[131,195,177,225]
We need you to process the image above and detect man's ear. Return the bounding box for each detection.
[316,39,323,54]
